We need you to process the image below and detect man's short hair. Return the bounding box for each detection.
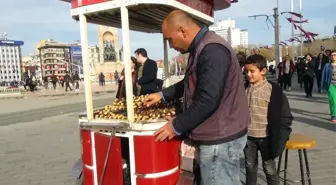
[134,48,148,58]
[245,54,267,71]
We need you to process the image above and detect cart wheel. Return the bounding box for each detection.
[74,175,83,185]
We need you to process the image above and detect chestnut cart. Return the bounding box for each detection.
[61,0,235,184]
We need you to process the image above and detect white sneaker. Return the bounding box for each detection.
[288,87,291,91]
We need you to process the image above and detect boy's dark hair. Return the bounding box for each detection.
[245,54,267,71]
[134,48,148,58]
[305,53,313,58]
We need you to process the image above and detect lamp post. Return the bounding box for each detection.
[299,0,303,56]
[290,0,295,61]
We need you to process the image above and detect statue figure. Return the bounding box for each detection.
[103,40,117,62]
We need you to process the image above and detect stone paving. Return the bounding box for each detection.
[0,114,80,185]
[23,82,117,97]
[0,76,335,185]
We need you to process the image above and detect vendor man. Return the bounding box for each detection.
[144,10,250,185]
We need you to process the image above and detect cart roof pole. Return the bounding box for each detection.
[79,13,94,120]
[163,37,170,87]
[121,5,135,124]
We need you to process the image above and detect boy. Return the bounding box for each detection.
[244,54,293,185]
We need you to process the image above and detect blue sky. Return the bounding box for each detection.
[0,0,335,60]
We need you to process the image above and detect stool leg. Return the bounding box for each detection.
[298,149,306,185]
[277,152,283,175]
[284,149,288,185]
[303,149,312,185]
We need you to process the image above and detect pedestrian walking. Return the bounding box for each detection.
[73,71,80,91]
[64,72,72,92]
[321,50,336,123]
[279,55,295,91]
[315,53,328,93]
[303,53,316,97]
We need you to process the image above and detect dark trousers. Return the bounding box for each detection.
[65,82,72,92]
[283,74,292,89]
[52,82,56,89]
[75,81,79,89]
[315,70,322,91]
[303,76,314,96]
[244,137,279,185]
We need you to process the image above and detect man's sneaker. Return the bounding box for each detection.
[288,87,291,91]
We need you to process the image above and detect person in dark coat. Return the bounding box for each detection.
[303,53,316,97]
[279,55,295,91]
[295,57,305,88]
[277,60,284,88]
[73,71,81,91]
[134,48,159,95]
[315,53,328,93]
[143,10,250,185]
[116,57,138,99]
[64,71,72,92]
[51,73,57,89]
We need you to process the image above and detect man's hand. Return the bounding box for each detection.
[143,92,162,107]
[154,116,176,142]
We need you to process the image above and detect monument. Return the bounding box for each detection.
[95,26,124,81]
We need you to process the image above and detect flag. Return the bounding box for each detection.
[280,41,288,46]
[285,12,303,18]
[286,17,308,24]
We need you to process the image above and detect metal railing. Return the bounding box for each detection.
[0,87,24,93]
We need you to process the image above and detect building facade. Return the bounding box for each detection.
[91,26,124,81]
[240,29,248,47]
[38,39,72,78]
[209,18,248,47]
[88,45,100,81]
[0,39,24,83]
[21,55,42,83]
[70,44,83,75]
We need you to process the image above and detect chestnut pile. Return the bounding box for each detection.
[95,95,180,122]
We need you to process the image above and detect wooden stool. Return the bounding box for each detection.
[277,133,316,185]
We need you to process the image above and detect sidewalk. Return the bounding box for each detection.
[22,82,118,98]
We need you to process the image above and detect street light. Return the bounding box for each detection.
[290,0,303,58]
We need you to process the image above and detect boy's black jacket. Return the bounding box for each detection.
[247,81,293,159]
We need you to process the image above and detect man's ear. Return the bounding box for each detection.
[178,26,187,38]
[261,67,267,75]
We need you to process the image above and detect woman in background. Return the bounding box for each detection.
[303,53,316,98]
[321,51,336,123]
[116,57,138,99]
[280,55,295,91]
[315,53,328,93]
